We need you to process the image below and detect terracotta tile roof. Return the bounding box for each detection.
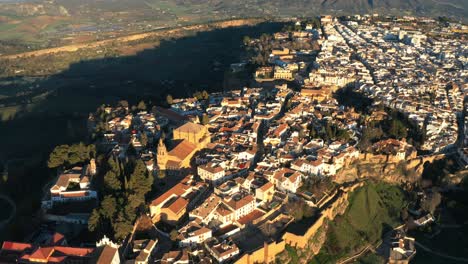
[225,194,254,211]
[199,163,224,174]
[29,247,54,261]
[1,242,32,252]
[216,203,234,216]
[260,182,274,192]
[162,250,189,263]
[237,209,265,225]
[96,246,118,264]
[166,159,181,168]
[175,122,205,134]
[191,194,221,219]
[166,197,188,215]
[151,186,184,206]
[61,191,89,198]
[274,123,289,137]
[53,246,94,256]
[155,106,188,122]
[168,140,197,161]
[49,233,65,246]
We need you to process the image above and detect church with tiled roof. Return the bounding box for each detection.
[157,122,210,173]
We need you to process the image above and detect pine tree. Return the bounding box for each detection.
[170,229,179,241]
[200,114,210,125]
[104,157,122,192]
[104,170,121,192]
[101,195,117,219]
[48,145,70,168]
[137,100,146,111]
[166,94,173,105]
[128,160,153,198]
[88,208,101,232]
[202,90,209,100]
[113,212,133,241]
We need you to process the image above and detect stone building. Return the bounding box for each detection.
[157,122,210,173]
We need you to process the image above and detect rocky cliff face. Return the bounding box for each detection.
[334,154,446,184]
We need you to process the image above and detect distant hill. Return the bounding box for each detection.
[0,0,465,54]
[1,0,466,20]
[176,0,467,19]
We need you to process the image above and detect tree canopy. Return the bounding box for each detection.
[48,143,95,168]
[88,156,154,241]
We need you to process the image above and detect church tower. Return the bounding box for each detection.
[157,138,168,170]
[89,158,97,176]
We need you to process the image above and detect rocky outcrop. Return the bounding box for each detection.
[334,154,446,184]
[236,182,364,264]
[307,219,329,256]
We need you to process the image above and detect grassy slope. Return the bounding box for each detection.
[310,182,406,263]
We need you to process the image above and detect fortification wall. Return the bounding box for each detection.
[235,182,364,264]
[235,241,286,264]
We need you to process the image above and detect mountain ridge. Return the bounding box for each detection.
[1,0,466,19]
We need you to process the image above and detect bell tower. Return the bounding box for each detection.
[157,138,168,170]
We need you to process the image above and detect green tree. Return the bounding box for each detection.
[389,119,407,139]
[166,94,174,105]
[104,170,121,192]
[201,90,209,100]
[128,160,153,199]
[101,195,117,219]
[118,100,129,108]
[48,145,70,168]
[137,100,146,111]
[170,229,179,241]
[193,91,203,100]
[243,36,251,46]
[113,212,133,241]
[88,208,101,232]
[200,114,210,125]
[48,143,95,168]
[104,157,121,192]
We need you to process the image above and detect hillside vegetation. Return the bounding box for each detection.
[0,0,465,54]
[310,182,407,263]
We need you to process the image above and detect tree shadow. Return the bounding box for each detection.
[0,21,285,158]
[0,21,285,241]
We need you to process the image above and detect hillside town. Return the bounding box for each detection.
[1,15,466,264]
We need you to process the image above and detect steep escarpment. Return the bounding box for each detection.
[333,153,446,184]
[0,18,266,60]
[278,182,407,264]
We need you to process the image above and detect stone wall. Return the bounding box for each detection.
[334,153,446,184]
[235,182,364,264]
[235,241,286,264]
